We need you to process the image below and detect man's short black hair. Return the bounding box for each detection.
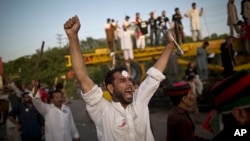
[175,7,179,11]
[192,2,196,6]
[55,83,64,90]
[169,92,188,106]
[49,89,64,99]
[203,41,209,46]
[104,65,128,87]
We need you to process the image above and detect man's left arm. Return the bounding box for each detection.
[70,109,80,141]
[200,8,203,16]
[135,32,174,104]
[152,32,174,72]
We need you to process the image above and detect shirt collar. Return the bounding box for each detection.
[112,101,124,109]
[51,103,66,110]
[111,101,132,116]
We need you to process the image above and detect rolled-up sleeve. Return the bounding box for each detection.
[81,85,103,106]
[135,67,165,105]
[146,67,165,81]
[81,85,105,124]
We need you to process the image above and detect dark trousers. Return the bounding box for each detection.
[149,28,158,46]
[21,134,42,141]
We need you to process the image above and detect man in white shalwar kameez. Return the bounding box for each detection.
[118,23,134,76]
[185,2,203,42]
[29,89,80,141]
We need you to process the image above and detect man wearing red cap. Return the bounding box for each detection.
[202,70,250,141]
[166,81,211,141]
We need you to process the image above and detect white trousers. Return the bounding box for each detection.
[136,35,145,49]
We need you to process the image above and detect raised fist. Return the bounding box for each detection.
[64,15,81,37]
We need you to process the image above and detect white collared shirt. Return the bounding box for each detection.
[82,67,165,141]
[29,92,79,141]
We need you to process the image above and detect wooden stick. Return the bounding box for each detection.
[3,73,12,85]
[33,41,45,80]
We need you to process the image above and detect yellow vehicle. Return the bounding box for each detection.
[65,38,250,102]
[65,39,250,103]
[65,38,250,80]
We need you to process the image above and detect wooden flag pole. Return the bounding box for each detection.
[33,41,45,80]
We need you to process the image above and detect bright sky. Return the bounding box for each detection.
[0,0,241,62]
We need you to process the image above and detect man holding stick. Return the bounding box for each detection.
[64,15,174,141]
[29,41,80,141]
[33,41,45,81]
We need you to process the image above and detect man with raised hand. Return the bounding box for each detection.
[64,15,174,141]
[29,84,80,141]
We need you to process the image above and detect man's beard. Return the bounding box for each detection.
[113,88,132,105]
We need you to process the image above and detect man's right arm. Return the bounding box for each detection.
[8,82,22,98]
[29,88,49,116]
[64,15,95,93]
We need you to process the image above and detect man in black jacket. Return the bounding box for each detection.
[220,35,236,78]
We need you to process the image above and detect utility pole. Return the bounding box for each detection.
[65,37,69,46]
[56,34,63,48]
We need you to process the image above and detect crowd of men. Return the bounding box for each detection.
[0,0,250,141]
[104,2,204,55]
[0,80,80,141]
[104,0,250,82]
